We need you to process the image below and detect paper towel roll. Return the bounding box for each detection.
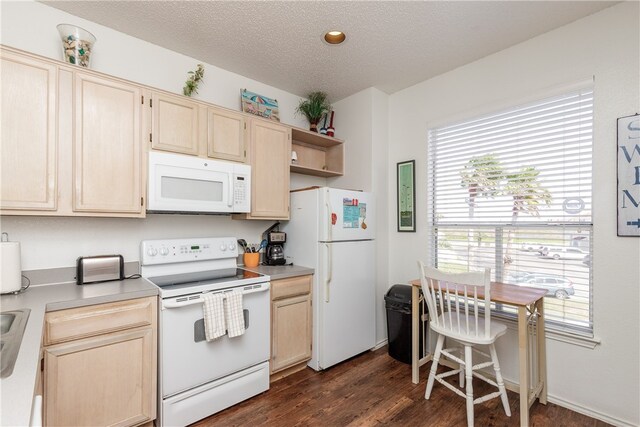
[1,241,22,294]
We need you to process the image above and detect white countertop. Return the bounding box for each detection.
[0,278,159,427]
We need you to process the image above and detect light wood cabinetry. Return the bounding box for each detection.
[240,119,291,219]
[42,297,157,427]
[149,96,248,163]
[0,50,58,211]
[207,107,247,162]
[0,46,145,218]
[290,127,344,177]
[150,92,199,155]
[270,275,312,378]
[0,46,348,220]
[73,72,144,214]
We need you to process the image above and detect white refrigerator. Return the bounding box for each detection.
[283,187,376,371]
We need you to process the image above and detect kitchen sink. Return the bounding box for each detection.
[0,309,30,378]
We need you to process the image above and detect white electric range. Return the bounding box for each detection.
[140,237,270,427]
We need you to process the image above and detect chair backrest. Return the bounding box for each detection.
[418,261,492,339]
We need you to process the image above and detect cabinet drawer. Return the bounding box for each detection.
[44,297,155,346]
[271,275,312,301]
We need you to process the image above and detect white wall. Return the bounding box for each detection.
[371,88,390,345]
[331,88,390,345]
[0,1,309,128]
[331,89,374,192]
[0,0,324,270]
[387,2,639,425]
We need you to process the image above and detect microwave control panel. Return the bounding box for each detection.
[233,174,250,211]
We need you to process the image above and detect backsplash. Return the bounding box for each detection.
[0,214,272,271]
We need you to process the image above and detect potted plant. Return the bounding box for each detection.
[296,91,331,132]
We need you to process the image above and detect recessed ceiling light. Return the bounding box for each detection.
[324,31,346,45]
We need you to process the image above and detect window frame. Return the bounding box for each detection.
[426,82,594,337]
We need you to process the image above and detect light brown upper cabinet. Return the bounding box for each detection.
[0,47,145,218]
[207,107,246,163]
[238,119,291,220]
[73,72,144,214]
[0,50,58,211]
[151,92,199,155]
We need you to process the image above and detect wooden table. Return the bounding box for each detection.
[409,279,548,426]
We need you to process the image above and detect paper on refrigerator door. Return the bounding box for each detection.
[342,198,367,229]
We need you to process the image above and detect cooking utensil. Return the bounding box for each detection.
[237,239,248,252]
[259,239,268,252]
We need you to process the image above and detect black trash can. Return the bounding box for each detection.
[385,284,426,364]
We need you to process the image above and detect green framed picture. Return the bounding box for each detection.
[397,160,416,232]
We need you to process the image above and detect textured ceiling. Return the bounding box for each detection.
[42,1,617,102]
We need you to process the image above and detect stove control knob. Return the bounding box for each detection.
[159,247,169,256]
[228,243,236,251]
[220,244,227,252]
[147,248,158,257]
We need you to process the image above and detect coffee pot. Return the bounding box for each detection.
[265,231,286,266]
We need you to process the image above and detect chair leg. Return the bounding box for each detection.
[489,343,511,417]
[459,345,465,388]
[464,345,474,427]
[425,334,444,400]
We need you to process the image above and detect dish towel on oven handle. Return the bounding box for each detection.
[225,289,245,337]
[202,292,226,341]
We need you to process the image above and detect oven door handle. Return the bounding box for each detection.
[161,283,269,310]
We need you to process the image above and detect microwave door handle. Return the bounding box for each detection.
[227,173,234,207]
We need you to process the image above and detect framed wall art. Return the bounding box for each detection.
[397,160,416,232]
[617,113,640,236]
[240,89,280,122]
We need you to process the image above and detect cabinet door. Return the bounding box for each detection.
[271,293,312,373]
[151,92,199,155]
[0,51,57,210]
[44,328,155,427]
[249,120,291,218]
[73,73,143,214]
[207,107,246,162]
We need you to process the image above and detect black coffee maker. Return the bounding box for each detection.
[263,222,286,266]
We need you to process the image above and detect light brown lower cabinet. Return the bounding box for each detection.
[42,297,157,427]
[270,275,312,378]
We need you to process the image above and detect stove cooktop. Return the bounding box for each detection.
[148,268,266,296]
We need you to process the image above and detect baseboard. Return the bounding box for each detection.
[546,395,637,427]
[372,339,388,351]
[437,358,635,426]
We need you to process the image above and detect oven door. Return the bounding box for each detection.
[148,151,234,213]
[160,282,270,398]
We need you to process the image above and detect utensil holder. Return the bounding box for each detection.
[243,252,260,268]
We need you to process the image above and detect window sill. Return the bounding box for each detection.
[493,312,601,349]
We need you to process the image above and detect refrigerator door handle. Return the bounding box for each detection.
[325,243,332,303]
[325,200,333,242]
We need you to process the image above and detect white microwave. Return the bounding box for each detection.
[147,151,251,214]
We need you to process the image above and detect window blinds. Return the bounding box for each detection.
[427,85,594,335]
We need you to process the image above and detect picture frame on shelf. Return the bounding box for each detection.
[397,160,416,232]
[240,89,280,122]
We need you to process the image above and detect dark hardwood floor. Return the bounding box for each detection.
[191,347,610,426]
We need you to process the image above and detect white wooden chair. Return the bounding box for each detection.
[418,262,510,427]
